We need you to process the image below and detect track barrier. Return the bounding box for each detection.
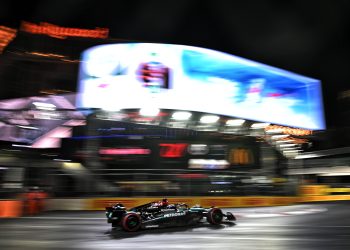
[2,185,350,215]
[0,200,23,218]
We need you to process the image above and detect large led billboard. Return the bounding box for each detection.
[77,43,325,130]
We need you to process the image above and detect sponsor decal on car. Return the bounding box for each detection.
[163,211,186,218]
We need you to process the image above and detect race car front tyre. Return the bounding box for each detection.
[207,208,224,225]
[121,213,142,232]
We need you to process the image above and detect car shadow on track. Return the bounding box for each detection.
[105,221,236,240]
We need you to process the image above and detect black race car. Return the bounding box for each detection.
[105,199,236,232]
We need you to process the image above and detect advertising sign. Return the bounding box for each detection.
[77,43,325,130]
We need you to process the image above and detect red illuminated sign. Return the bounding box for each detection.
[99,148,151,155]
[159,143,188,158]
[20,21,109,39]
[0,26,17,53]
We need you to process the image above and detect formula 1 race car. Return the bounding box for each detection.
[105,199,236,232]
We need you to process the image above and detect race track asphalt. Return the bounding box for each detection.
[0,201,349,250]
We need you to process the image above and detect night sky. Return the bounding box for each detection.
[1,0,350,129]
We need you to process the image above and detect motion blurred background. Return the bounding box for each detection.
[0,0,349,215]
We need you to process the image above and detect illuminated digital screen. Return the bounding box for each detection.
[159,143,188,158]
[99,148,151,155]
[0,94,84,147]
[77,43,325,130]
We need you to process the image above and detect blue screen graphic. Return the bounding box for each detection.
[77,43,325,130]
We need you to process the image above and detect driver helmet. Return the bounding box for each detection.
[161,198,169,207]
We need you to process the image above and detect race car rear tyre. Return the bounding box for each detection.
[121,213,142,232]
[111,222,119,228]
[207,208,224,225]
